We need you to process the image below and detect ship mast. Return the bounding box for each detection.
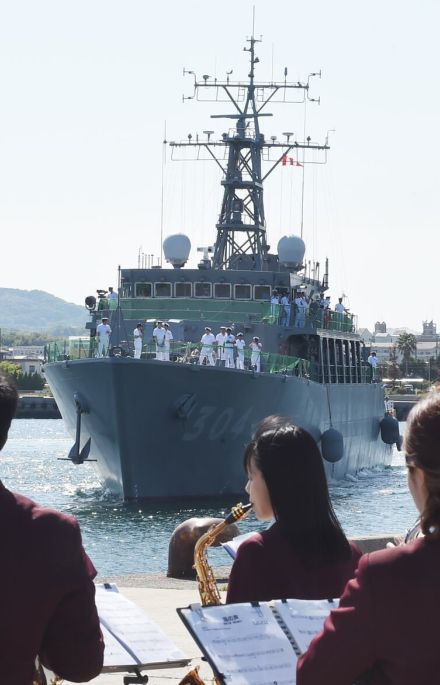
[170,35,329,271]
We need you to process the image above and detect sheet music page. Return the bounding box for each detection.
[100,624,137,667]
[179,602,297,685]
[221,532,258,560]
[95,584,188,667]
[273,599,339,654]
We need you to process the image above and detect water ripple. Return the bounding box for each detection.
[1,419,417,576]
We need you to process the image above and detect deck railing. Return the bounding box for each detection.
[45,339,371,383]
[45,339,317,377]
[113,299,357,333]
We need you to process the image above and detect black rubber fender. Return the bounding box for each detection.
[321,428,344,463]
[380,415,400,445]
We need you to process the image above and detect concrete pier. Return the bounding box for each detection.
[62,534,396,684]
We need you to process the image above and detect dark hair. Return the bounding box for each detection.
[0,372,19,450]
[244,415,351,565]
[404,392,440,539]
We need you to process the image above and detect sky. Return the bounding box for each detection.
[0,0,438,332]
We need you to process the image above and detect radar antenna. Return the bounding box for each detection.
[171,35,329,271]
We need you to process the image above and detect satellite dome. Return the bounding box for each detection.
[277,235,306,269]
[163,234,191,268]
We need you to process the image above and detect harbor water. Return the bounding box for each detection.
[1,419,415,577]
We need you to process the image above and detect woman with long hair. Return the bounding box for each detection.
[297,392,440,684]
[226,416,361,603]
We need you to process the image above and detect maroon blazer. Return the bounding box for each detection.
[0,482,104,684]
[297,537,440,685]
[226,522,361,604]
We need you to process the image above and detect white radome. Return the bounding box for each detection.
[163,234,191,268]
[277,235,306,268]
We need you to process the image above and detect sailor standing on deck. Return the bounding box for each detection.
[224,328,236,368]
[280,293,291,327]
[199,327,216,366]
[96,317,111,357]
[270,290,280,322]
[294,292,308,328]
[133,322,143,359]
[215,326,227,366]
[107,286,118,311]
[250,336,262,372]
[335,297,347,331]
[163,323,173,361]
[235,332,246,369]
[367,350,378,382]
[153,321,166,360]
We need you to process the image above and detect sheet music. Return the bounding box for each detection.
[179,602,297,685]
[221,532,258,560]
[95,584,188,668]
[100,624,138,667]
[273,599,339,654]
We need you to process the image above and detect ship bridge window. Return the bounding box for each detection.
[175,282,192,297]
[155,282,172,297]
[214,283,231,299]
[135,282,152,298]
[121,283,133,298]
[194,282,212,298]
[234,284,251,300]
[254,285,271,301]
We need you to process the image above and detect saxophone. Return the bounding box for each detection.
[194,502,252,606]
[177,503,252,685]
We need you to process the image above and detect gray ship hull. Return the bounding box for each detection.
[44,358,392,499]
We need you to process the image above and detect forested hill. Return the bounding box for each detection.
[0,288,86,333]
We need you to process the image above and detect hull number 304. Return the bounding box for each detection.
[182,406,253,442]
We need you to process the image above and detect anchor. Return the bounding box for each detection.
[68,392,92,464]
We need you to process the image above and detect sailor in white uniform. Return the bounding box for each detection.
[133,322,144,359]
[153,321,166,360]
[224,328,236,368]
[280,293,291,327]
[163,323,173,361]
[235,332,246,370]
[215,327,227,366]
[335,297,347,331]
[367,351,378,381]
[199,327,216,366]
[270,291,280,321]
[250,336,262,372]
[294,292,308,328]
[107,286,118,311]
[96,317,111,357]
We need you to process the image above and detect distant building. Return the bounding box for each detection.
[5,356,44,375]
[359,328,373,343]
[418,321,438,343]
[367,319,439,363]
[416,342,439,360]
[370,343,401,363]
[10,345,45,358]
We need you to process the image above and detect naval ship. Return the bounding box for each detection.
[44,35,396,499]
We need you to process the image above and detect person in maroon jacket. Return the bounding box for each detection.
[297,392,440,685]
[0,372,104,684]
[226,416,361,603]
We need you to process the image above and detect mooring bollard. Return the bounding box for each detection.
[167,516,240,579]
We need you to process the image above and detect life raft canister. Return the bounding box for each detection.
[380,414,401,446]
[321,428,344,463]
